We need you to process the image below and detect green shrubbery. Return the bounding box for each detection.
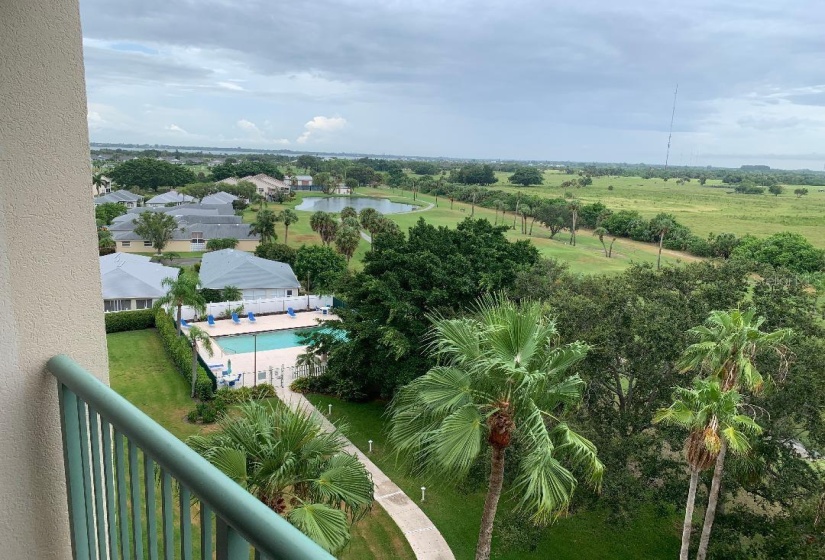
[189,384,278,424]
[104,309,156,333]
[290,375,365,401]
[154,307,214,400]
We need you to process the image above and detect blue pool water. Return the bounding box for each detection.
[216,327,320,354]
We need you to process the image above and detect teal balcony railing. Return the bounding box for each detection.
[50,354,333,560]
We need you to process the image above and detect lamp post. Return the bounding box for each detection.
[253,333,258,387]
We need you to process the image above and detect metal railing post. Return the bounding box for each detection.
[58,383,91,560]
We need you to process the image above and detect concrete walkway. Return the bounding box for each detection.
[275,383,455,560]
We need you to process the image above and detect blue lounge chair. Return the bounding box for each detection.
[231,312,242,325]
[247,311,257,323]
[180,319,191,329]
[287,307,296,318]
[207,315,216,327]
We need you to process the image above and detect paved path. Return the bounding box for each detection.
[359,201,435,244]
[275,383,455,560]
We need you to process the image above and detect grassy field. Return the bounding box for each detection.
[426,170,825,248]
[306,394,680,560]
[356,187,697,274]
[107,330,414,560]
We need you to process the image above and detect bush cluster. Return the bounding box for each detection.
[289,375,365,401]
[215,384,276,405]
[154,307,214,400]
[187,400,226,424]
[104,309,156,333]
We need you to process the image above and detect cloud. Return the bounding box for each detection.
[165,124,188,133]
[217,81,245,91]
[78,0,825,167]
[237,118,261,133]
[296,116,347,144]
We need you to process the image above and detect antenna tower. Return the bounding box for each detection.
[664,84,678,169]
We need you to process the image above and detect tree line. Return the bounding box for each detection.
[301,217,825,559]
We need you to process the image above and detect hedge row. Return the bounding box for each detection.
[104,309,156,333]
[154,307,214,400]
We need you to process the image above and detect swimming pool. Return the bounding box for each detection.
[216,327,320,354]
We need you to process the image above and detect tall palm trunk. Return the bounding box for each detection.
[176,302,183,335]
[680,468,700,560]
[476,446,506,560]
[608,237,617,257]
[190,340,198,398]
[657,232,664,270]
[696,441,727,560]
[284,225,289,244]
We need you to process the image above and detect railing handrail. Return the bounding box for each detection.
[48,354,333,560]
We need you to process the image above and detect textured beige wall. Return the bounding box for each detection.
[0,1,109,558]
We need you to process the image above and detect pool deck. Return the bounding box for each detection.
[192,310,338,387]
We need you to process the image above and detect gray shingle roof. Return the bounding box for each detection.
[113,222,258,241]
[94,190,144,205]
[199,249,300,290]
[201,191,238,205]
[99,253,178,299]
[146,191,195,205]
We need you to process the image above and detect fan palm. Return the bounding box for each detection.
[250,209,278,244]
[654,379,762,560]
[155,273,206,335]
[387,296,603,560]
[185,326,213,398]
[678,309,790,560]
[188,401,373,554]
[221,285,243,302]
[279,209,299,244]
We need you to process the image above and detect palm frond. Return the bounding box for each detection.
[288,503,351,554]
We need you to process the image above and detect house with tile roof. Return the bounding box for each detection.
[99,253,178,312]
[199,249,300,300]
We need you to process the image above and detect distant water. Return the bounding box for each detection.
[295,196,418,214]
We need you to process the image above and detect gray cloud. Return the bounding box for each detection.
[79,0,825,167]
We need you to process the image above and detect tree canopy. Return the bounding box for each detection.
[508,167,544,186]
[109,158,196,191]
[132,211,180,254]
[310,218,539,397]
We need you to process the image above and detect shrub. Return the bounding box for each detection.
[154,307,214,400]
[217,304,245,320]
[215,384,276,407]
[187,401,225,424]
[206,238,239,251]
[251,383,276,400]
[104,308,156,333]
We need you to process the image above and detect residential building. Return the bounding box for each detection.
[200,249,301,300]
[92,174,113,196]
[1,5,326,556]
[218,173,290,198]
[201,190,238,205]
[93,189,144,208]
[285,175,313,188]
[145,190,195,207]
[99,253,178,312]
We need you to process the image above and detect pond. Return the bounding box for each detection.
[295,196,419,214]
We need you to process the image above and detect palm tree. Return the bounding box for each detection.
[250,209,278,244]
[279,209,299,244]
[185,326,214,398]
[650,213,676,270]
[188,401,373,554]
[679,309,791,560]
[221,285,242,302]
[92,172,106,195]
[334,226,360,262]
[155,273,206,335]
[654,379,762,560]
[340,206,358,221]
[567,200,580,246]
[593,227,609,257]
[310,211,338,246]
[388,296,603,560]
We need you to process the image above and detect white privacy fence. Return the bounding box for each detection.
[217,363,328,389]
[179,295,334,321]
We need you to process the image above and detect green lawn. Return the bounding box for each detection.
[306,394,681,560]
[107,329,414,560]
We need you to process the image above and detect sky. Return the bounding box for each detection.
[80,0,825,169]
